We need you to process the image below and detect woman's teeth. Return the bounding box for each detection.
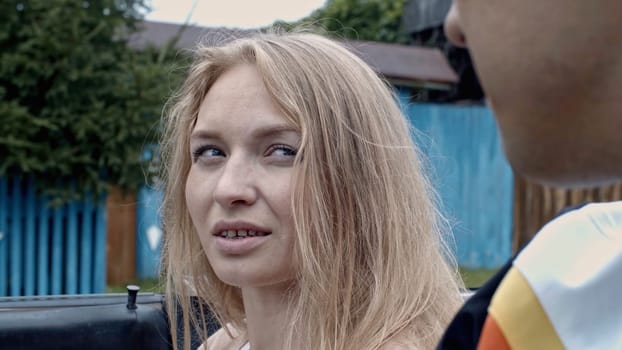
[219,230,268,238]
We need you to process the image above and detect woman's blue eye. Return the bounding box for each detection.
[268,145,297,157]
[192,145,225,162]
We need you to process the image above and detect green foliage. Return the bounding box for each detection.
[0,0,186,203]
[275,0,409,44]
[459,267,498,289]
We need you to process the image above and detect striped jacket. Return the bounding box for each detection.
[438,201,622,350]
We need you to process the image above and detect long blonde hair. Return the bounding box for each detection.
[160,30,464,350]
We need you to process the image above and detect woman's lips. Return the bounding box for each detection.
[211,221,273,255]
[214,234,271,255]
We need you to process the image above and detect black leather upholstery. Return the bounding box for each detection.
[0,293,188,350]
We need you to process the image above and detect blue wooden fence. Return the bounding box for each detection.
[0,176,107,296]
[405,102,514,268]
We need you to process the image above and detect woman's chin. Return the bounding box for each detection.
[213,267,294,290]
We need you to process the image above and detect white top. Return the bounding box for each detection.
[513,201,622,349]
[240,343,250,350]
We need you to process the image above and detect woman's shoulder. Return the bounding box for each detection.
[198,325,247,350]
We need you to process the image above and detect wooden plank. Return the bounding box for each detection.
[24,177,36,296]
[51,204,64,295]
[512,179,622,250]
[0,177,7,296]
[79,194,94,294]
[93,194,108,293]
[136,186,164,279]
[65,200,78,294]
[106,187,137,285]
[37,195,50,295]
[10,176,22,296]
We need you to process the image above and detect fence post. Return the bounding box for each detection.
[93,193,108,293]
[79,194,94,294]
[37,195,50,295]
[0,178,7,296]
[136,186,163,279]
[51,204,64,295]
[10,176,23,296]
[24,177,36,296]
[106,186,137,286]
[65,200,79,294]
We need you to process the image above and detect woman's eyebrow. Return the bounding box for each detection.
[251,124,299,139]
[189,129,220,142]
[190,124,299,142]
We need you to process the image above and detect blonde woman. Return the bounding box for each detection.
[159,31,464,350]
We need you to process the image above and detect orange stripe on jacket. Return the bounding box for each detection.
[485,267,565,350]
[477,315,511,350]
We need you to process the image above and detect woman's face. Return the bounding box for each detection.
[185,64,299,289]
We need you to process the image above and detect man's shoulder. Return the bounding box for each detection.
[490,200,622,350]
[516,200,622,268]
[436,201,622,350]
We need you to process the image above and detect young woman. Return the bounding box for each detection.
[159,31,464,350]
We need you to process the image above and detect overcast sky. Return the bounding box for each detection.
[145,0,326,28]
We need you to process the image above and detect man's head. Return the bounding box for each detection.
[444,0,622,188]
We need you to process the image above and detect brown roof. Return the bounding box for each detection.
[346,40,457,86]
[130,21,457,87]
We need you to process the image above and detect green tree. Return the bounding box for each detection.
[0,0,184,203]
[275,0,409,44]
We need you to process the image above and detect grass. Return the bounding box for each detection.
[459,267,499,289]
[106,268,499,293]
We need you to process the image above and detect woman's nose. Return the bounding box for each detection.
[213,157,257,208]
[444,3,467,48]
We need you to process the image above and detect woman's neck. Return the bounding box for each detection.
[241,284,294,350]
